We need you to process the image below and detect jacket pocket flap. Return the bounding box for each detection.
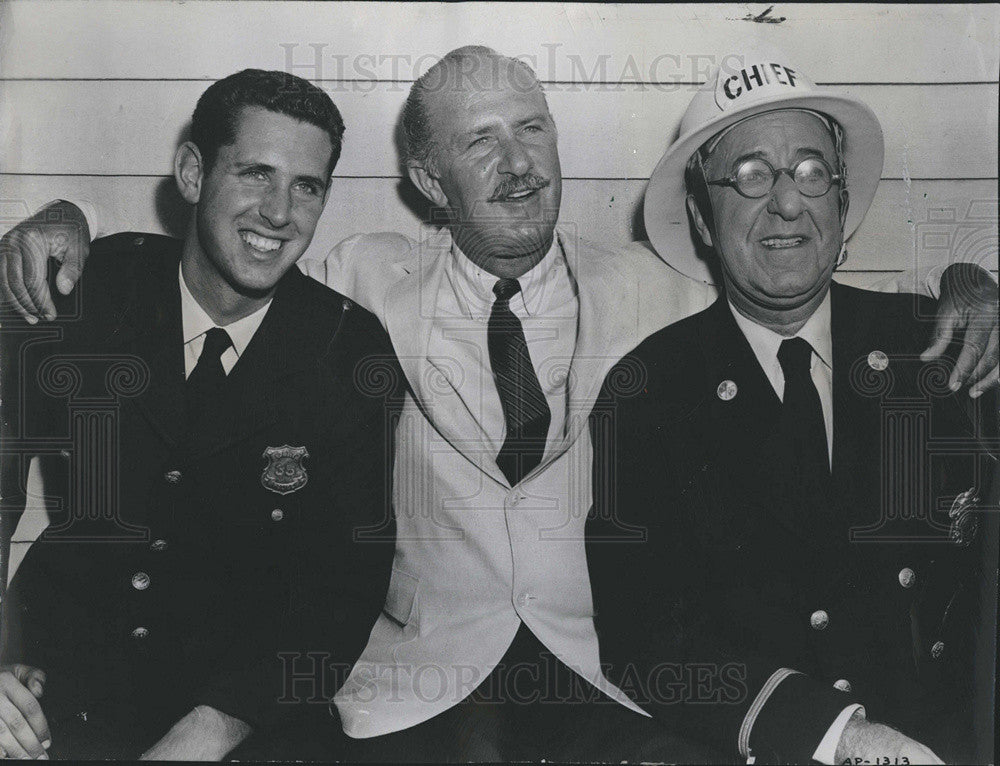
[383,568,419,626]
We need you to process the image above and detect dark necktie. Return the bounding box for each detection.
[186,327,232,427]
[777,337,831,505]
[488,279,551,486]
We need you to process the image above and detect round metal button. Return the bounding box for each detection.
[930,640,945,660]
[810,609,829,630]
[271,508,284,522]
[164,469,182,484]
[131,571,151,591]
[516,592,531,608]
[717,380,738,401]
[833,679,852,693]
[867,350,889,371]
[131,627,149,640]
[898,567,916,589]
[133,236,145,247]
[150,539,168,552]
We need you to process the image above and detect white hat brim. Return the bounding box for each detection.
[644,92,885,284]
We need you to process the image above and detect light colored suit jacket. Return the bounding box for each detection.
[298,228,717,737]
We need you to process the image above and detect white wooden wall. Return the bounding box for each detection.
[2,2,999,578]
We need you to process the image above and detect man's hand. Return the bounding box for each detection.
[139,705,251,761]
[0,200,90,323]
[922,262,999,398]
[0,664,50,759]
[834,712,943,765]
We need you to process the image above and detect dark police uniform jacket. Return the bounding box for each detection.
[0,233,401,754]
[587,283,997,764]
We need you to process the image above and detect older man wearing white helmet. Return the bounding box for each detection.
[588,48,997,765]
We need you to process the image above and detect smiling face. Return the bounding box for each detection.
[180,105,333,319]
[693,110,846,325]
[414,57,562,277]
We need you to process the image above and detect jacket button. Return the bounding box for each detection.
[898,567,916,588]
[151,539,168,552]
[810,609,829,630]
[930,641,945,660]
[516,592,532,608]
[867,350,889,371]
[133,236,145,247]
[833,679,852,693]
[271,508,284,522]
[131,626,149,639]
[716,380,738,401]
[131,572,151,590]
[164,470,182,484]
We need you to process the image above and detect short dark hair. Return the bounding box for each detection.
[401,46,548,171]
[191,69,345,177]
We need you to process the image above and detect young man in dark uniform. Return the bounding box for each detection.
[0,69,400,760]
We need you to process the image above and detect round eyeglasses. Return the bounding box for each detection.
[706,157,842,199]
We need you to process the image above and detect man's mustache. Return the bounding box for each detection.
[487,174,551,203]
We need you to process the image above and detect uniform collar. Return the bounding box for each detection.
[179,262,271,358]
[448,235,572,320]
[728,289,833,371]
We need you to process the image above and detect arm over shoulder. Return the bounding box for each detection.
[296,231,418,322]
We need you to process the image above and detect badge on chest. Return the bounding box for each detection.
[261,444,310,495]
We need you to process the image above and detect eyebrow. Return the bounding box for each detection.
[730,147,827,166]
[235,161,275,172]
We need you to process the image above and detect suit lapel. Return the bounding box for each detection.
[383,235,509,486]
[695,298,835,548]
[111,246,187,449]
[830,283,886,530]
[530,233,633,476]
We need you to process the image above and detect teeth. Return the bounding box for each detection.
[241,231,281,252]
[761,237,805,249]
[506,189,534,199]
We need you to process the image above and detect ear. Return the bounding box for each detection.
[686,194,714,248]
[407,163,449,208]
[174,142,205,205]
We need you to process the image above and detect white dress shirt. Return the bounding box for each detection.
[728,291,864,764]
[179,263,271,378]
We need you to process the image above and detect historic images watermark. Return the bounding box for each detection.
[278,45,747,93]
[277,651,747,708]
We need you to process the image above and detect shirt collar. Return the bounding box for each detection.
[728,289,833,370]
[449,235,568,320]
[179,263,272,357]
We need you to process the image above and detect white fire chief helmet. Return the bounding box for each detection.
[644,46,885,284]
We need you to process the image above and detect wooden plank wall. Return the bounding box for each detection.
[2,2,999,577]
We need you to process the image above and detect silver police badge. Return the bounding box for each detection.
[948,488,979,547]
[261,445,309,495]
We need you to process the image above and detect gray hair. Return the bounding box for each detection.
[401,45,548,171]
